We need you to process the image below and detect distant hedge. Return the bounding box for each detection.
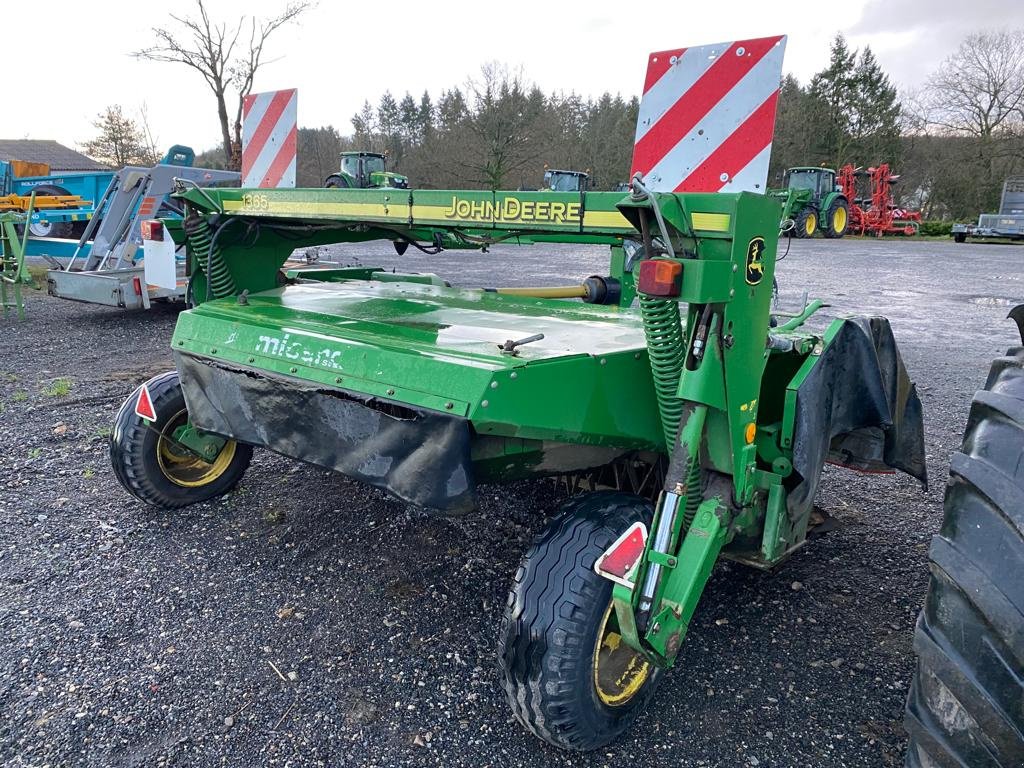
[919,220,954,237]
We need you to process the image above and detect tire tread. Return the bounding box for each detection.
[905,349,1024,766]
[498,491,657,751]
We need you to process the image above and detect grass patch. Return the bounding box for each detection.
[27,447,41,459]
[12,390,28,402]
[83,467,95,479]
[42,377,72,398]
[27,265,49,291]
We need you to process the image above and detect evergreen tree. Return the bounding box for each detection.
[351,101,377,147]
[851,47,901,164]
[417,91,434,141]
[436,88,468,131]
[808,34,859,168]
[398,93,420,145]
[82,105,157,168]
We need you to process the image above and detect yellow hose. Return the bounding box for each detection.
[492,285,588,299]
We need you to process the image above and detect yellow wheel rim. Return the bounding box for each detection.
[805,212,817,236]
[593,602,651,707]
[156,409,237,488]
[833,206,847,233]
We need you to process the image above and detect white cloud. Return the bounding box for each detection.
[9,0,1022,153]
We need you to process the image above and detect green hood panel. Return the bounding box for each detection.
[172,279,664,450]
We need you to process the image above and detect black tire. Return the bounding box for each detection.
[954,232,967,244]
[823,199,849,239]
[904,347,1024,767]
[498,491,661,751]
[110,371,252,509]
[26,184,74,239]
[793,207,818,238]
[324,174,350,189]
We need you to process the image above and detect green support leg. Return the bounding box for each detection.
[1,211,33,321]
[643,498,730,662]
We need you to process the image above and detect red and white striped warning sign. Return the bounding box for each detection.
[631,35,787,194]
[242,88,298,188]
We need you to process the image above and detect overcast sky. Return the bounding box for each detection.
[9,0,1024,155]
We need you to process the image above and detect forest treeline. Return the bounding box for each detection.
[197,31,1024,220]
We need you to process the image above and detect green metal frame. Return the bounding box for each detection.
[1,208,33,320]
[163,183,838,671]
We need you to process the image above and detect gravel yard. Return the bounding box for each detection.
[2,236,1022,767]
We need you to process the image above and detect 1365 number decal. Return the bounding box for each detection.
[241,192,270,211]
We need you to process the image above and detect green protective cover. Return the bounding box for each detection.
[172,279,663,449]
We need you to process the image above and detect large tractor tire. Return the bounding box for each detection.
[793,207,818,238]
[110,371,252,509]
[26,184,74,239]
[904,341,1024,767]
[824,199,849,239]
[498,491,662,751]
[324,174,351,189]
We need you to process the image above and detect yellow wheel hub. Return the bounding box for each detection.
[593,603,651,707]
[805,212,817,236]
[156,409,237,488]
[833,206,847,233]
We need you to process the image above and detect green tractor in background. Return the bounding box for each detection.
[770,166,849,239]
[325,151,411,254]
[542,168,590,192]
[324,151,409,190]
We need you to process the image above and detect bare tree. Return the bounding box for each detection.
[914,29,1024,211]
[135,0,309,167]
[82,105,157,168]
[137,103,161,163]
[459,63,546,189]
[917,30,1024,139]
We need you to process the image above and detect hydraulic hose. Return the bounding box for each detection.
[183,207,237,299]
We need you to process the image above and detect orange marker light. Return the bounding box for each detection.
[744,423,757,444]
[637,259,683,297]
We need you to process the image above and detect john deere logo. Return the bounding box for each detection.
[745,237,766,285]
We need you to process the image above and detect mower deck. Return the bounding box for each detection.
[170,277,665,510]
[237,278,649,363]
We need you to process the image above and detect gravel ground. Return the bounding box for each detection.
[2,236,1022,767]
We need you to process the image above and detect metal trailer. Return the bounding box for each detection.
[4,146,205,247]
[952,177,1024,243]
[44,162,239,310]
[0,158,110,239]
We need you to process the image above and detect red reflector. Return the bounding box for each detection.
[141,219,164,241]
[134,384,157,421]
[638,259,682,297]
[132,276,142,296]
[594,522,648,588]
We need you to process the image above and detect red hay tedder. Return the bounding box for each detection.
[839,163,922,237]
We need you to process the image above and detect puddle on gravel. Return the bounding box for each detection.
[969,296,1018,306]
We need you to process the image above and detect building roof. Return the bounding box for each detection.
[0,140,110,172]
